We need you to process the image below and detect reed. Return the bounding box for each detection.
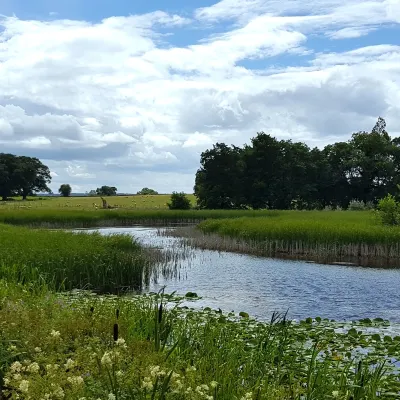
[0,224,152,291]
[196,211,400,265]
[0,208,278,228]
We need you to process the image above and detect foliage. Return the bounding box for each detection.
[137,187,159,195]
[348,200,367,211]
[376,194,400,226]
[96,186,118,196]
[195,118,400,210]
[58,184,72,197]
[0,153,51,200]
[167,192,191,210]
[0,224,149,291]
[2,283,400,399]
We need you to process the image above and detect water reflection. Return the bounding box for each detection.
[89,226,400,323]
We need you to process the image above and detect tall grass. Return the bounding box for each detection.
[198,211,400,263]
[0,208,278,227]
[0,224,150,291]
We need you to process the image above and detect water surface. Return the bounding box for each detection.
[92,226,400,322]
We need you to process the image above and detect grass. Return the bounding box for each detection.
[0,208,278,228]
[0,224,152,291]
[197,211,400,264]
[1,281,400,399]
[0,194,197,210]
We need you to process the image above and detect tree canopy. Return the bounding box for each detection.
[137,187,159,195]
[59,184,72,197]
[194,117,400,210]
[96,186,118,196]
[0,154,51,200]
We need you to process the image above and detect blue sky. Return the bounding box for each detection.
[0,0,399,193]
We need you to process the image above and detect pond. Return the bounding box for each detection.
[89,225,400,323]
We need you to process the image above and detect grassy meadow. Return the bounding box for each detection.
[0,194,197,210]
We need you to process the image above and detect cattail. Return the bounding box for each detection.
[116,309,120,319]
[158,303,163,323]
[90,306,94,314]
[113,323,119,341]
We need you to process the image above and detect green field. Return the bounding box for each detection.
[0,194,197,210]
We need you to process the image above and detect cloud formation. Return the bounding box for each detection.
[0,0,399,193]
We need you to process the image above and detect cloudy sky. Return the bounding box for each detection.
[0,0,399,193]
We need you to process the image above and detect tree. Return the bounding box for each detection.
[0,153,52,201]
[194,143,245,209]
[137,187,159,195]
[59,184,72,197]
[16,156,52,200]
[96,186,117,196]
[167,192,191,210]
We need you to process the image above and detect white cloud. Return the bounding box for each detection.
[0,2,399,193]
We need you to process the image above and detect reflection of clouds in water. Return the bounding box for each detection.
[93,226,400,324]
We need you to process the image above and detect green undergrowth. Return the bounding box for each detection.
[1,281,400,399]
[0,224,149,291]
[198,211,400,246]
[0,209,279,228]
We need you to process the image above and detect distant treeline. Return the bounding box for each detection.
[194,117,400,210]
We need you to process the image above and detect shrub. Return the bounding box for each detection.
[167,192,191,210]
[348,200,366,211]
[376,194,400,225]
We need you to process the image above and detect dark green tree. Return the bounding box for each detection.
[137,187,159,195]
[59,184,72,197]
[96,186,118,196]
[194,143,245,209]
[167,192,191,210]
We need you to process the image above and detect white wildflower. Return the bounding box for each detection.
[186,365,196,372]
[108,393,116,400]
[241,393,253,400]
[19,380,29,393]
[26,362,40,373]
[52,385,65,399]
[332,391,339,398]
[142,376,153,390]
[8,345,17,352]
[3,378,10,386]
[13,373,22,381]
[64,358,76,370]
[67,376,84,386]
[50,330,61,338]
[116,370,124,377]
[10,361,23,372]
[34,347,42,353]
[101,352,112,367]
[115,338,127,348]
[210,381,218,389]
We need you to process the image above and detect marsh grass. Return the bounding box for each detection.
[197,212,400,265]
[0,209,278,228]
[1,281,400,399]
[0,224,152,291]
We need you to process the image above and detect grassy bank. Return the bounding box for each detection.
[0,209,278,228]
[0,224,151,291]
[0,194,197,210]
[197,211,400,263]
[1,281,400,399]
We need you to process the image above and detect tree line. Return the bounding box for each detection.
[194,118,400,210]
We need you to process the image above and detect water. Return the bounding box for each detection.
[90,226,400,322]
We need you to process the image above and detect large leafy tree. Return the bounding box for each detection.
[0,154,52,200]
[96,186,117,196]
[194,143,245,209]
[59,184,72,197]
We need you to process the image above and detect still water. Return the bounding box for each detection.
[91,226,400,322]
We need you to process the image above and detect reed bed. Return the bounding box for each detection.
[0,224,152,291]
[0,208,278,228]
[195,212,400,265]
[1,281,400,399]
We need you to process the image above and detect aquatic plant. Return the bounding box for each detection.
[1,281,400,399]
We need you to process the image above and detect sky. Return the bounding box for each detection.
[0,1,399,194]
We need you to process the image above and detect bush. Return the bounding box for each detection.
[167,192,191,210]
[376,194,400,225]
[348,199,366,211]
